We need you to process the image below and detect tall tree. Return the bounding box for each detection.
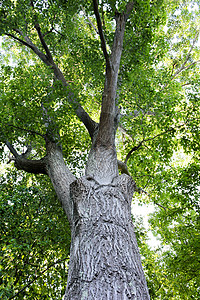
[0,0,199,299]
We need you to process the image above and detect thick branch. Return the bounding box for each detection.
[45,141,76,224]
[96,12,127,147]
[34,23,54,62]
[125,1,135,20]
[12,29,52,66]
[93,0,110,66]
[5,30,97,140]
[14,156,47,175]
[5,141,47,175]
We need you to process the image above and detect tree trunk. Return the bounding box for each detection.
[64,174,150,300]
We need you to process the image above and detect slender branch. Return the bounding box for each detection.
[171,30,200,80]
[6,124,45,138]
[9,257,68,299]
[82,7,98,34]
[4,0,98,140]
[5,31,97,140]
[93,0,110,67]
[124,127,175,164]
[12,29,52,66]
[143,128,174,142]
[135,185,168,211]
[125,141,143,164]
[154,202,168,211]
[5,33,35,50]
[30,0,54,61]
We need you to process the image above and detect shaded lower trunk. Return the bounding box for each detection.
[64,174,150,300]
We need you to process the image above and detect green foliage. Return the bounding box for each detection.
[0,168,71,299]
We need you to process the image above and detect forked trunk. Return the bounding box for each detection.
[64,174,150,299]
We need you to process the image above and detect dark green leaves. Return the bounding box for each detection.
[0,169,71,299]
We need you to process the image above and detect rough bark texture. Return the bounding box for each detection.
[45,142,76,225]
[64,174,150,300]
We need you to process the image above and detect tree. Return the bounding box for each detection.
[0,0,199,299]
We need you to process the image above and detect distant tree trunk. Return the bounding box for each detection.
[64,174,150,299]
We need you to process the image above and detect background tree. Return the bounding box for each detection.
[0,0,199,299]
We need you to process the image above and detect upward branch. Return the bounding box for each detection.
[30,0,53,62]
[5,25,97,140]
[93,0,110,67]
[96,5,134,147]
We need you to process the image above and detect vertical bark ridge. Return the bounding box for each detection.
[65,174,150,299]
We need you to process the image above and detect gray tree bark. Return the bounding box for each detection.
[64,174,150,299]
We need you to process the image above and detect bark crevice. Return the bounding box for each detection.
[64,174,150,300]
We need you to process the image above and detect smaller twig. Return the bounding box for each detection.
[9,257,68,299]
[143,128,174,142]
[119,125,135,142]
[22,145,32,158]
[181,82,191,87]
[182,59,200,71]
[82,7,98,34]
[154,202,168,211]
[6,124,45,138]
[135,185,168,211]
[101,1,105,28]
[171,29,200,80]
[124,127,175,164]
[161,29,200,90]
[125,141,143,164]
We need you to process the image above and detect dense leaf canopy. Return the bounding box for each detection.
[0,0,200,299]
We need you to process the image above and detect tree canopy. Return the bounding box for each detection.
[0,0,200,299]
